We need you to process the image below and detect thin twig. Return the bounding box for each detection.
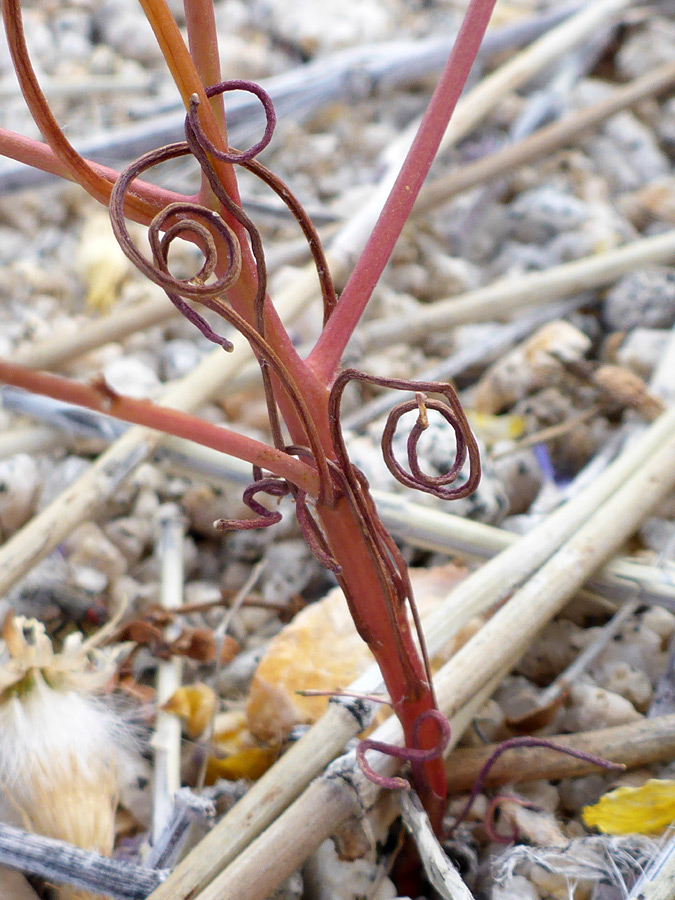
[414,61,675,217]
[360,230,675,350]
[152,505,186,843]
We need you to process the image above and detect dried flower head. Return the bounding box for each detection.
[0,616,133,900]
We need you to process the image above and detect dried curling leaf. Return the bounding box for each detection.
[583,779,675,835]
[206,710,277,782]
[162,683,216,738]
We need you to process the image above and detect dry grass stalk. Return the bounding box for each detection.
[628,835,675,899]
[13,291,173,371]
[190,407,675,900]
[414,61,675,217]
[362,229,675,350]
[373,491,675,608]
[151,506,185,843]
[445,714,675,791]
[435,422,675,724]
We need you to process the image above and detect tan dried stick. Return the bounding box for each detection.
[414,61,675,217]
[13,291,173,371]
[362,229,675,350]
[152,506,185,842]
[445,714,675,792]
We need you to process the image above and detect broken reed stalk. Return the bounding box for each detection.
[444,714,675,792]
[147,406,675,900]
[399,791,475,900]
[361,229,675,350]
[414,60,675,218]
[372,491,675,608]
[0,822,167,900]
[191,405,675,900]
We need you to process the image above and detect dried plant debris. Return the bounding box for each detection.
[0,616,139,899]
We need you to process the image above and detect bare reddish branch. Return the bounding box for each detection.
[308,0,498,381]
[0,360,320,495]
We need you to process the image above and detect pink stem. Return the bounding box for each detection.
[0,128,188,224]
[308,0,497,383]
[0,359,320,495]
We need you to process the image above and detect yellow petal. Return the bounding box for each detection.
[466,411,526,445]
[583,779,675,835]
[162,683,216,738]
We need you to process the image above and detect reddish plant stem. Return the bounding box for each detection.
[182,0,231,207]
[308,0,497,382]
[0,128,186,223]
[317,498,448,828]
[0,360,319,495]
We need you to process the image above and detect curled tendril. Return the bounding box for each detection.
[446,736,625,839]
[214,476,290,532]
[188,80,277,163]
[110,143,242,303]
[330,370,481,503]
[356,709,451,791]
[111,79,338,506]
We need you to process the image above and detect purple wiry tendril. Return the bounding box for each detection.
[356,709,451,791]
[214,476,290,532]
[110,79,341,509]
[330,370,481,503]
[446,736,625,840]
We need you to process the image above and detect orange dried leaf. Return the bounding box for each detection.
[205,710,277,782]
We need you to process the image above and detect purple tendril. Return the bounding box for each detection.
[356,709,451,791]
[215,476,290,531]
[188,80,277,163]
[447,736,625,838]
[330,370,481,503]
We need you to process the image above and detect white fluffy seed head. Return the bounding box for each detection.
[0,617,136,899]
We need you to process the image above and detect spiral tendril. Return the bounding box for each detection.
[356,709,451,791]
